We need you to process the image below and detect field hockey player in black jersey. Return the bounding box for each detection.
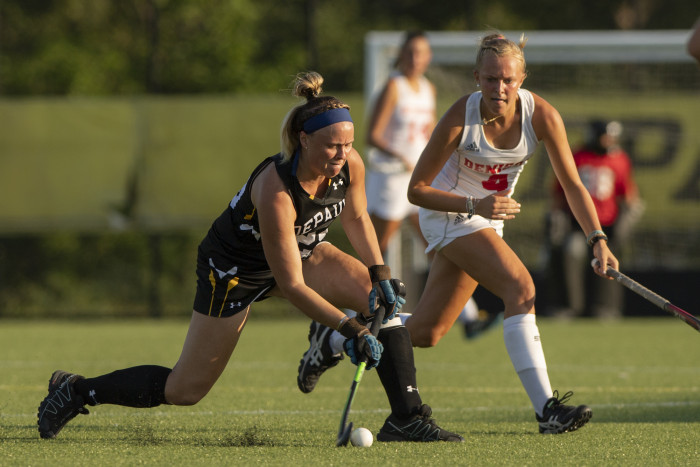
[37,71,463,443]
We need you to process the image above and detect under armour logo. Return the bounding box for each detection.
[406,385,419,393]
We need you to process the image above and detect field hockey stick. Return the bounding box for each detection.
[592,259,700,333]
[336,304,386,447]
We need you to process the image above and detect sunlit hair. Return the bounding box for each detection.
[280,71,351,160]
[475,32,528,74]
[393,30,429,69]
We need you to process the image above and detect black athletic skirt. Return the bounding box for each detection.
[192,244,276,318]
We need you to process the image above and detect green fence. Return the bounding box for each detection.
[0,93,697,317]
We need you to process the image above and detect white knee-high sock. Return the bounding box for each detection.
[503,313,553,416]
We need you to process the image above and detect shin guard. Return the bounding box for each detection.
[376,326,422,418]
[74,365,171,408]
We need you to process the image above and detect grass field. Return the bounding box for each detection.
[1,316,699,466]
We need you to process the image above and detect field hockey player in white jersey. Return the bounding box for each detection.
[365,30,436,258]
[404,32,618,434]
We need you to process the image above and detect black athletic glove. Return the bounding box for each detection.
[343,333,383,369]
[368,265,406,324]
[338,317,383,369]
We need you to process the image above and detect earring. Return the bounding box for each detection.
[476,83,480,87]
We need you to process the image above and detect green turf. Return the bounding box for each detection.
[1,316,698,465]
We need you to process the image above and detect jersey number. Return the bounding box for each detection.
[482,174,508,191]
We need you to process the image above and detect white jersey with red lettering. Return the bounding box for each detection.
[367,72,435,174]
[419,89,539,252]
[366,72,435,220]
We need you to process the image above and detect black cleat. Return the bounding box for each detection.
[377,404,464,442]
[536,390,592,434]
[297,321,343,393]
[37,370,89,439]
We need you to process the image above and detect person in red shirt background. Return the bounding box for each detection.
[546,119,643,319]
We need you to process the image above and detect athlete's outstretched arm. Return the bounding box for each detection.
[252,163,347,328]
[531,92,617,277]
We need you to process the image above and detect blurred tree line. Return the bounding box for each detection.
[0,0,697,318]
[1,0,696,95]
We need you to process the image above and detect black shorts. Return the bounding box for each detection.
[192,246,276,318]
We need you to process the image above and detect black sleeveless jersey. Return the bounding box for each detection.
[199,152,350,277]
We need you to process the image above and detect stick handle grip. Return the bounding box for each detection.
[604,267,670,309]
[592,258,670,308]
[369,305,386,337]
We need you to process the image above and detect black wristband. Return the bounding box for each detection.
[338,317,370,340]
[369,265,391,282]
[589,234,608,247]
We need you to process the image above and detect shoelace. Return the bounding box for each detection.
[416,406,439,427]
[551,390,574,406]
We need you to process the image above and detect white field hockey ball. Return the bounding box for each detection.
[350,427,373,447]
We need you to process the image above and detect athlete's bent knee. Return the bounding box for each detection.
[502,275,536,314]
[164,377,213,406]
[165,387,209,406]
[408,323,449,348]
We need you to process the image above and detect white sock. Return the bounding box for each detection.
[330,330,345,355]
[517,368,553,417]
[503,313,553,416]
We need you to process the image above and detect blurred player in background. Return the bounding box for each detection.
[37,71,463,443]
[546,119,642,319]
[365,30,500,339]
[365,30,435,258]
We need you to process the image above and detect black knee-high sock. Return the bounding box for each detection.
[376,326,422,418]
[73,365,171,408]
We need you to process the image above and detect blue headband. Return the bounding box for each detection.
[302,107,353,134]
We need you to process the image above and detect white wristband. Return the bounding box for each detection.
[466,196,476,219]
